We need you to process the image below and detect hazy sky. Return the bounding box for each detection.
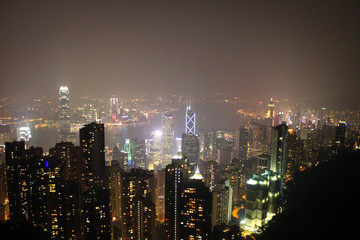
[1,0,359,102]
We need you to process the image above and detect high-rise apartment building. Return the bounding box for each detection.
[270,123,288,198]
[80,122,111,240]
[179,167,212,239]
[155,168,166,223]
[5,142,62,237]
[165,152,189,240]
[80,122,105,188]
[83,188,111,240]
[119,169,156,240]
[211,179,232,230]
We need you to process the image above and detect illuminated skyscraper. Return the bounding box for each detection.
[248,124,267,158]
[133,139,146,169]
[146,130,162,170]
[110,97,119,120]
[18,126,32,142]
[80,122,111,239]
[270,123,288,199]
[124,138,134,169]
[155,168,166,223]
[211,179,232,229]
[335,120,346,149]
[5,142,50,229]
[165,152,189,240]
[119,169,156,240]
[185,99,196,135]
[181,133,199,165]
[80,122,105,188]
[244,170,280,231]
[179,167,212,239]
[267,98,275,126]
[235,126,248,161]
[161,115,174,166]
[59,85,71,142]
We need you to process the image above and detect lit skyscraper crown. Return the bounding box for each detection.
[185,97,196,134]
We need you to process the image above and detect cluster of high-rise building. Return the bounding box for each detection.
[1,88,359,239]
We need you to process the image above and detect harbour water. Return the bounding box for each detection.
[28,102,249,151]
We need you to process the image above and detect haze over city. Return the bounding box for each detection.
[1,0,360,105]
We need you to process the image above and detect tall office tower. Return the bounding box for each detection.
[211,179,232,230]
[270,123,288,199]
[18,126,32,142]
[185,99,196,134]
[248,124,267,158]
[133,139,147,169]
[244,170,280,231]
[165,152,190,240]
[119,169,156,240]
[235,126,248,161]
[321,124,334,146]
[80,122,105,188]
[155,168,166,223]
[146,130,162,170]
[59,85,71,142]
[198,130,206,159]
[110,97,119,120]
[244,173,268,230]
[217,145,232,167]
[162,115,174,167]
[179,167,212,240]
[112,145,127,169]
[123,138,134,169]
[335,120,346,149]
[83,188,111,240]
[267,98,275,126]
[181,133,199,164]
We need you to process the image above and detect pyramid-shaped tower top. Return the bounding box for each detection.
[190,165,203,180]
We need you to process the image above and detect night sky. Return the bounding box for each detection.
[1,0,359,102]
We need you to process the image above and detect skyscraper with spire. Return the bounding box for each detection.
[267,98,275,126]
[59,85,70,142]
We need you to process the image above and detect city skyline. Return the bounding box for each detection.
[1,1,359,239]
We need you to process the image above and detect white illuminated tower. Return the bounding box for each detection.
[161,115,174,167]
[59,85,70,142]
[185,98,196,134]
[110,97,119,120]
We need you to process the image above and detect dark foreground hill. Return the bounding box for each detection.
[258,149,359,240]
